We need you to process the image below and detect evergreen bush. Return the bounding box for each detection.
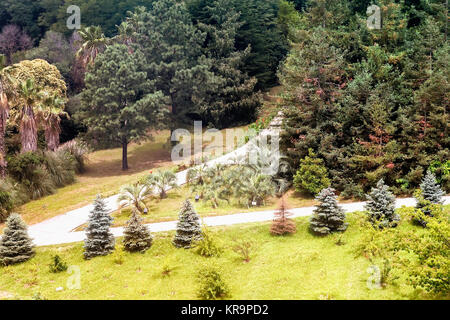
[173,200,202,248]
[0,213,35,265]
[123,209,153,253]
[365,179,400,228]
[83,195,115,259]
[196,266,230,300]
[293,149,330,195]
[48,255,68,273]
[310,187,347,235]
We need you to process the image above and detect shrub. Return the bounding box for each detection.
[293,149,330,195]
[365,179,400,228]
[0,213,35,266]
[270,198,297,236]
[196,266,230,300]
[310,187,348,235]
[0,180,14,223]
[232,239,254,263]
[194,227,222,257]
[84,195,115,259]
[123,209,152,253]
[57,140,89,173]
[44,150,76,187]
[145,170,177,199]
[173,200,202,249]
[7,152,55,199]
[48,255,68,273]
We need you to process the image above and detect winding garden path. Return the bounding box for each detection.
[3,114,449,246]
[26,196,450,246]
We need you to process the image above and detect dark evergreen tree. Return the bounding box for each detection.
[123,209,153,253]
[128,0,207,126]
[365,179,400,228]
[310,187,347,235]
[173,200,202,248]
[0,213,35,265]
[191,0,261,128]
[270,198,296,236]
[81,44,167,170]
[84,195,115,259]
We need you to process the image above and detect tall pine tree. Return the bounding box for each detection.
[128,0,207,126]
[0,213,35,265]
[191,0,261,128]
[84,195,115,259]
[81,44,167,170]
[173,199,202,249]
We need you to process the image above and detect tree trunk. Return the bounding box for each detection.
[0,108,7,177]
[122,138,128,171]
[20,105,38,153]
[0,91,9,177]
[45,126,60,151]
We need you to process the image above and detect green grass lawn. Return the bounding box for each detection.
[0,210,445,300]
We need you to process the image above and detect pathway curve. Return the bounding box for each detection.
[3,113,449,247]
[3,115,284,246]
[28,196,450,246]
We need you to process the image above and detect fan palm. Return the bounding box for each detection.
[76,26,108,67]
[239,173,275,208]
[146,170,178,199]
[13,79,42,153]
[117,183,151,214]
[39,93,67,151]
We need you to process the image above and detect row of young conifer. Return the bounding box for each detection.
[0,171,445,266]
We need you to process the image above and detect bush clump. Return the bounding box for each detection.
[48,255,68,273]
[194,227,222,257]
[293,149,330,196]
[196,266,230,300]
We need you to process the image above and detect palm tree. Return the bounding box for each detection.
[238,173,275,208]
[0,55,9,176]
[117,183,152,214]
[76,26,108,67]
[39,93,67,151]
[13,79,41,153]
[146,170,178,199]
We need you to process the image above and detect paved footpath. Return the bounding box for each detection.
[28,196,450,246]
[3,114,449,246]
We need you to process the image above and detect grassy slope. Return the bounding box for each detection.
[14,131,174,225]
[1,209,446,300]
